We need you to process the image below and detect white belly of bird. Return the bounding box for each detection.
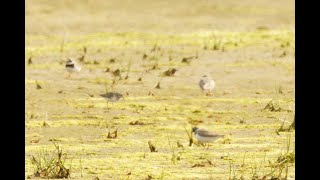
[66,66,81,73]
[203,80,215,91]
[195,134,221,143]
[108,97,118,102]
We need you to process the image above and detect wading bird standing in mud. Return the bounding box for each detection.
[65,59,81,78]
[199,75,215,96]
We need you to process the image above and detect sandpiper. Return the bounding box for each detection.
[192,127,224,147]
[199,75,215,96]
[65,59,81,78]
[100,92,124,109]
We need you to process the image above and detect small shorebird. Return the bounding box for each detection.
[100,92,124,109]
[65,59,81,78]
[192,127,224,147]
[199,75,215,96]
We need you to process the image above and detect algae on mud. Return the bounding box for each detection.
[26,0,295,179]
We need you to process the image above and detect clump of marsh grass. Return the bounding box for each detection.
[181,56,194,64]
[280,41,290,48]
[137,71,145,81]
[30,139,40,144]
[150,42,160,52]
[28,142,70,179]
[151,63,160,70]
[228,159,239,180]
[167,135,177,165]
[188,118,203,125]
[159,169,165,180]
[155,82,161,89]
[111,69,122,79]
[184,126,193,147]
[83,46,87,54]
[263,99,290,112]
[221,138,231,144]
[109,58,116,63]
[256,26,270,31]
[262,135,295,179]
[229,135,295,179]
[148,141,158,152]
[192,159,213,168]
[289,116,295,130]
[145,174,153,180]
[42,112,50,127]
[42,121,50,127]
[129,120,146,125]
[276,117,295,134]
[78,55,85,63]
[93,60,100,65]
[212,39,222,51]
[142,53,148,60]
[279,51,287,58]
[124,60,132,80]
[154,77,162,89]
[236,115,246,124]
[28,56,33,65]
[177,140,183,148]
[163,68,177,76]
[36,81,42,90]
[275,84,284,94]
[276,119,286,135]
[106,127,119,139]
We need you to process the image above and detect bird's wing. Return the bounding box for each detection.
[100,94,107,98]
[197,129,223,137]
[114,92,122,96]
[199,79,206,90]
[66,64,75,68]
[105,93,114,98]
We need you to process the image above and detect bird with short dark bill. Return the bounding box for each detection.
[192,127,224,148]
[199,75,215,96]
[65,59,81,78]
[100,92,124,109]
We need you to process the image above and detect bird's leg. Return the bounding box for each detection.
[206,143,211,149]
[209,91,213,96]
[206,91,210,96]
[202,143,209,149]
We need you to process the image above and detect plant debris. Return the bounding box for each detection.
[107,128,118,139]
[163,68,177,76]
[129,121,146,125]
[148,141,158,152]
[29,142,70,179]
[263,100,291,112]
[155,82,161,89]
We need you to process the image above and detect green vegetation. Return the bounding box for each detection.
[26,0,294,179]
